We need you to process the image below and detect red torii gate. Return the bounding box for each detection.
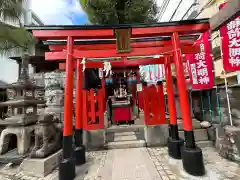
[27,19,209,180]
[48,38,196,51]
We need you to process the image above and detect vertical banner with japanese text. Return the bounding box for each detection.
[219,3,240,71]
[185,31,214,90]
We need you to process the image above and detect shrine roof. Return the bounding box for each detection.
[0,99,45,107]
[0,80,7,87]
[25,19,210,40]
[0,81,44,90]
[25,18,209,30]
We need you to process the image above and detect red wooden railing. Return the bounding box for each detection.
[143,84,167,125]
[82,88,104,130]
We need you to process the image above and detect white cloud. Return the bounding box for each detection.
[30,0,84,25]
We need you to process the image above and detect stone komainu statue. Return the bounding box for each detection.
[30,113,62,158]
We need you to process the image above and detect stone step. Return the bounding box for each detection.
[106,140,146,149]
[106,120,201,134]
[106,125,144,133]
[106,140,212,150]
[196,140,214,148]
[114,132,138,142]
[106,131,146,149]
[107,119,201,133]
[179,129,209,142]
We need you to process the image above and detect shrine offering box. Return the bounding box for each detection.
[112,102,132,122]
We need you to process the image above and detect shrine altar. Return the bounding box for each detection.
[112,100,132,123]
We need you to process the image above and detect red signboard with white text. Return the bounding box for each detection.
[219,3,240,71]
[185,31,214,90]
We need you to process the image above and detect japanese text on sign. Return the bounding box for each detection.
[227,18,240,67]
[194,43,209,85]
[186,31,214,90]
[190,64,198,85]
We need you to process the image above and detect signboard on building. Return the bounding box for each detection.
[219,2,240,71]
[185,31,214,90]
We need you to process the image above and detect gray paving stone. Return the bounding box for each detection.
[165,170,173,175]
[168,175,177,180]
[156,165,163,170]
[147,146,240,180]
[161,175,170,180]
[0,146,239,180]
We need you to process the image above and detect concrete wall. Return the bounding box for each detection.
[191,86,240,127]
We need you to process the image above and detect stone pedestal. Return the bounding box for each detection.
[21,149,62,178]
[84,129,105,150]
[144,125,169,147]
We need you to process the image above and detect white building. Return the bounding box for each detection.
[0,2,44,84]
[141,0,221,83]
[155,0,219,22]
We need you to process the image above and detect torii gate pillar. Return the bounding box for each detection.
[74,60,86,165]
[172,32,205,176]
[165,56,184,159]
[59,36,75,180]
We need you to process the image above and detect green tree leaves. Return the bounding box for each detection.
[0,0,37,55]
[80,0,159,24]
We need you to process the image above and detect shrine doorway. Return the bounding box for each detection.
[104,67,141,127]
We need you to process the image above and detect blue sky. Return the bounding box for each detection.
[30,0,88,25]
[30,0,195,25]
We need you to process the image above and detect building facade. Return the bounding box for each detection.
[156,0,238,85]
[0,2,43,84]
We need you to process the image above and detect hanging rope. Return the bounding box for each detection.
[81,58,86,72]
[200,91,205,121]
[103,61,112,77]
[207,90,212,122]
[215,86,222,125]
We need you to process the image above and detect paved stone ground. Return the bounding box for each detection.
[0,147,239,180]
[148,147,240,180]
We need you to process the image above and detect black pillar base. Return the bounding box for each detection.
[181,145,205,176]
[59,158,75,180]
[170,124,179,139]
[75,145,86,165]
[74,129,83,146]
[60,135,75,180]
[167,137,184,159]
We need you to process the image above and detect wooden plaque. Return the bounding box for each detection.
[115,28,131,53]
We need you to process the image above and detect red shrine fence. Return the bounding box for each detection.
[82,88,105,131]
[142,83,167,125]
